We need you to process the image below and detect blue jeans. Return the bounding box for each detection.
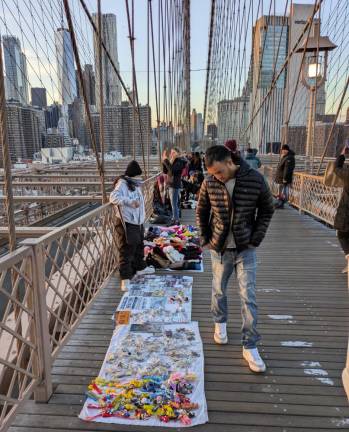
[210,248,260,348]
[169,187,180,221]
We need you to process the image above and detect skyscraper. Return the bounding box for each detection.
[55,28,77,106]
[83,64,96,106]
[249,15,288,152]
[92,102,151,155]
[92,13,122,108]
[196,113,204,141]
[191,109,198,143]
[217,95,249,147]
[6,101,42,161]
[3,36,28,104]
[31,88,47,108]
[207,123,217,140]
[286,4,325,127]
[76,64,96,106]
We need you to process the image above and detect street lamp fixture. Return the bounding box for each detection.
[296,33,337,170]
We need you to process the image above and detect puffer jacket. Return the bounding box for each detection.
[196,160,274,252]
[275,150,296,185]
[334,155,349,232]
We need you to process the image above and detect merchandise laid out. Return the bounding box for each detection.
[144,225,203,272]
[79,323,208,427]
[115,275,193,324]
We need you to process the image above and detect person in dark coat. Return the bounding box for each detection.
[162,147,187,225]
[196,145,274,373]
[189,152,203,174]
[334,145,349,272]
[274,144,296,208]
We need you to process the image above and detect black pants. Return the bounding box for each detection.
[338,231,349,255]
[116,221,147,280]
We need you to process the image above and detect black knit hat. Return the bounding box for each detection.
[125,160,142,177]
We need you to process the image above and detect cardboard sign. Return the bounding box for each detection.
[115,310,130,325]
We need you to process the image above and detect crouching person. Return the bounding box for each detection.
[110,160,154,291]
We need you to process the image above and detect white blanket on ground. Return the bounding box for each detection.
[79,322,208,428]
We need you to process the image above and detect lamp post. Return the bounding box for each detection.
[296,29,336,172]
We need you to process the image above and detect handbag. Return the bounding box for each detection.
[324,161,344,188]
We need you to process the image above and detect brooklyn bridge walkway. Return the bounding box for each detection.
[9,207,349,431]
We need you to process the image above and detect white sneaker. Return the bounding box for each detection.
[243,347,266,373]
[136,266,155,276]
[120,279,130,292]
[214,323,228,344]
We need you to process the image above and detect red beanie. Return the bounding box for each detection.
[224,139,237,153]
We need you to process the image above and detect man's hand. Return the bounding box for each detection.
[130,200,140,208]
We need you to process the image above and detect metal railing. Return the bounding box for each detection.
[263,166,342,226]
[0,175,157,431]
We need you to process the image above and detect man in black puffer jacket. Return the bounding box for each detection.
[196,145,274,373]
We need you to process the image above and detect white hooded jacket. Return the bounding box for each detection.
[109,177,146,225]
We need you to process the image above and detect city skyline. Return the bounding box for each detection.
[1,0,348,161]
[2,0,339,116]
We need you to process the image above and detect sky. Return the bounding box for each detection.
[0,0,348,122]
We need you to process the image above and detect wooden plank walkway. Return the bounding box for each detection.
[9,207,349,431]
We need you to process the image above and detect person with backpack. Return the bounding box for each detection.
[110,160,155,291]
[162,147,187,225]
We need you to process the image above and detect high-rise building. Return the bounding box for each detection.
[196,113,204,141]
[3,36,28,104]
[83,64,96,106]
[92,14,122,109]
[6,101,42,161]
[249,15,288,152]
[68,97,87,146]
[191,109,198,143]
[45,103,61,129]
[207,123,217,140]
[31,88,47,108]
[286,4,325,127]
[76,64,96,106]
[217,95,249,147]
[92,102,151,155]
[55,28,77,106]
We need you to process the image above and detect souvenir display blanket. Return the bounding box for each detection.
[144,225,203,272]
[115,275,193,324]
[79,322,208,427]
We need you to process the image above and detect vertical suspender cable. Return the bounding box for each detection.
[203,0,216,133]
[0,43,16,251]
[97,0,106,202]
[63,0,107,202]
[147,0,150,172]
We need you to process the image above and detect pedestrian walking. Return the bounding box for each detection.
[196,145,274,372]
[334,144,349,273]
[110,160,155,291]
[162,147,187,225]
[274,144,296,208]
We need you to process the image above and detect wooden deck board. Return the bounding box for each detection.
[9,207,349,431]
